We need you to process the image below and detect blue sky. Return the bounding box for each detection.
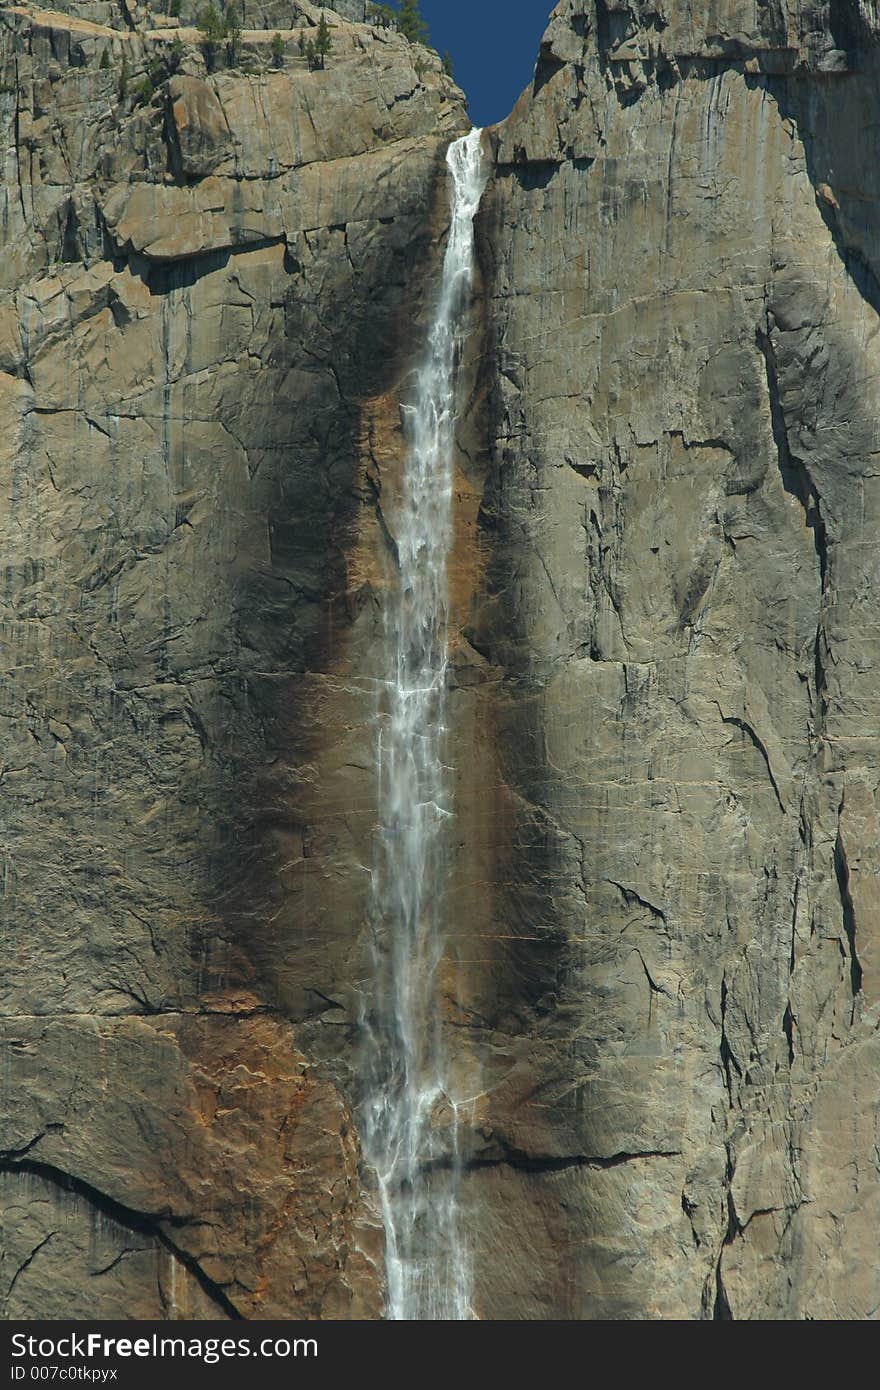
[420,1,553,128]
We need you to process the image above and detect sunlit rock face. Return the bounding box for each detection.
[0,0,466,1318]
[470,0,880,1319]
[4,0,880,1322]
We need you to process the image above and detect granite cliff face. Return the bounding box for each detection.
[3,0,880,1320]
[472,0,880,1318]
[0,0,466,1318]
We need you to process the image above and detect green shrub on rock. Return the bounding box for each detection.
[369,3,395,26]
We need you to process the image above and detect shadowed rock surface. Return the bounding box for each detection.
[0,0,466,1318]
[470,0,880,1319]
[3,0,880,1320]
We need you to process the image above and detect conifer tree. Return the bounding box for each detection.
[396,0,427,44]
[197,3,224,71]
[224,3,242,66]
[315,10,332,69]
[146,49,166,87]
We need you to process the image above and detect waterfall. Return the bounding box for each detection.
[360,127,488,1322]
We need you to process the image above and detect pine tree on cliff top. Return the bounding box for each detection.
[396,0,428,45]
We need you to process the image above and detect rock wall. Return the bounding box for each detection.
[4,0,880,1322]
[0,0,466,1318]
[468,0,880,1319]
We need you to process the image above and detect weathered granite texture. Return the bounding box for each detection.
[4,2,370,31]
[465,0,880,1319]
[0,0,466,1318]
[5,0,880,1323]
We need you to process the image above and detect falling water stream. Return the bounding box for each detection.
[361,128,488,1321]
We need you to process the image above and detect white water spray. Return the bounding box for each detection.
[360,128,487,1321]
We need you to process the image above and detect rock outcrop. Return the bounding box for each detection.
[4,0,880,1321]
